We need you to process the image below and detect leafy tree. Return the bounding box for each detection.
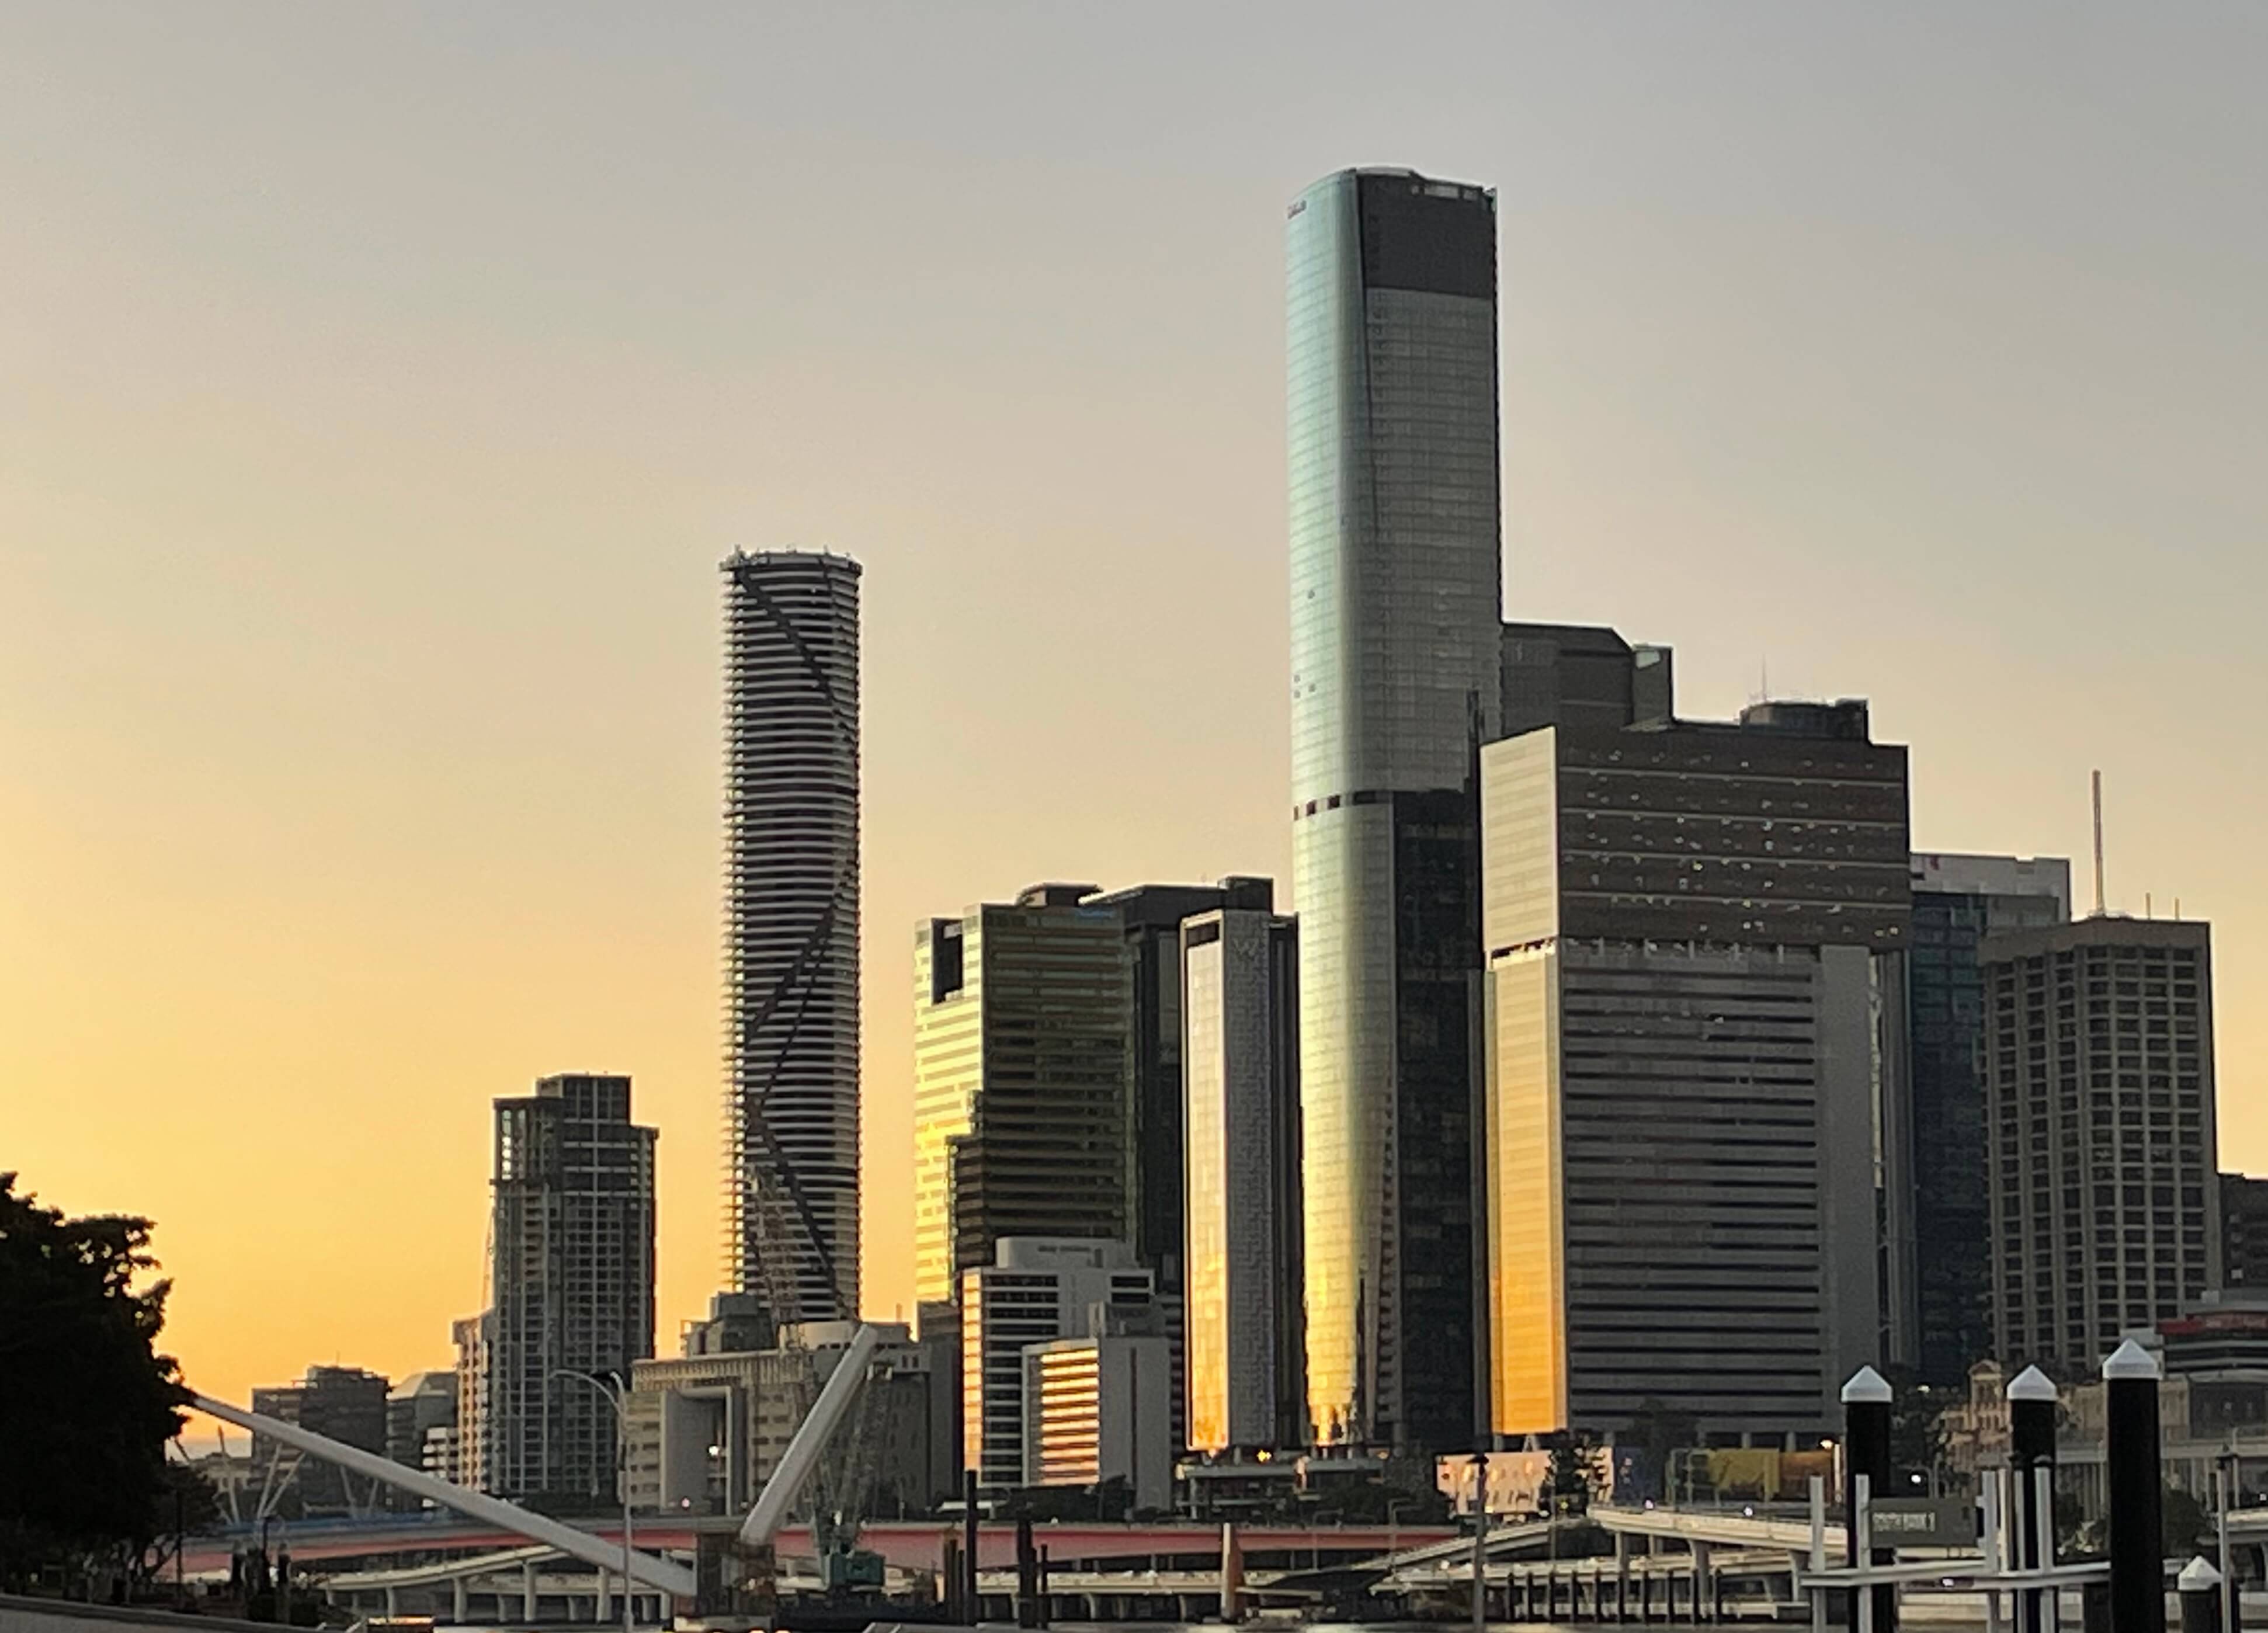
[1548,1437,1600,1516]
[0,1173,192,1587]
[1879,1364,1951,1480]
[2163,1487,2210,1558]
[1305,1477,1450,1527]
[136,1464,222,1589]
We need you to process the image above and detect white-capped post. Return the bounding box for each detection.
[1843,1367,1898,1633]
[2104,1340,2166,1633]
[2008,1365,2059,1633]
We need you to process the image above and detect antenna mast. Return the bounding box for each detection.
[2091,769,2106,916]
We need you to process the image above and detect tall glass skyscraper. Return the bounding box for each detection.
[723,550,862,1324]
[1287,168,1501,1450]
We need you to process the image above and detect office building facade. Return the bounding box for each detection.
[385,1371,459,1500]
[1479,698,1909,1443]
[1082,877,1280,1294]
[2223,1173,2268,1290]
[485,1073,658,1502]
[958,1238,1158,1490]
[722,549,862,1324]
[1904,854,2071,1385]
[1181,905,1307,1454]
[1288,165,1502,1451]
[1985,918,2220,1371]
[1023,1334,1175,1512]
[911,887,1134,1308]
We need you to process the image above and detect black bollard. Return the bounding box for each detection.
[2104,1339,2166,1633]
[2177,1558,2222,1633]
[1016,1516,1039,1629]
[1844,1366,1898,1633]
[2009,1364,2059,1633]
[963,1469,981,1624]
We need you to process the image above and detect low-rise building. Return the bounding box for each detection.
[1942,1299,2268,1519]
[960,1238,1159,1492]
[251,1366,391,1517]
[1022,1333,1173,1513]
[624,1319,943,1517]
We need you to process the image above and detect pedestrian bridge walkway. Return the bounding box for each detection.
[1371,1505,1846,1580]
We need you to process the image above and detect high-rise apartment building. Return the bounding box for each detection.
[1985,918,2220,1371]
[1904,854,2071,1385]
[1288,165,1502,1451]
[958,1238,1159,1490]
[911,886,1133,1309]
[1180,905,1306,1454]
[485,1073,658,1502]
[1479,696,1909,1443]
[722,549,862,1325]
[451,1312,494,1494]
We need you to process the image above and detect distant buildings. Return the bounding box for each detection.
[623,1316,946,1518]
[2222,1173,2268,1290]
[1180,903,1305,1455]
[1479,690,1909,1444]
[958,1238,1161,1492]
[385,1370,460,1494]
[1288,164,1503,1453]
[1903,854,2072,1385]
[481,1072,658,1502]
[721,549,863,1326]
[1985,916,2220,1371]
[251,1366,390,1517]
[912,887,1134,1310]
[452,1312,494,1493]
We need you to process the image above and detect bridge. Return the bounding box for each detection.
[185,1323,885,1610]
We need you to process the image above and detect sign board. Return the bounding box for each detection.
[1869,1497,1977,1547]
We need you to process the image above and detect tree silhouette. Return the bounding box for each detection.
[0,1172,193,1587]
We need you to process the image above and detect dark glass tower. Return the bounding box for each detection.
[1287,168,1501,1450]
[1905,855,2069,1385]
[723,550,862,1324]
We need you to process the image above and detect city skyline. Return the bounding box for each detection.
[5,5,2264,1415]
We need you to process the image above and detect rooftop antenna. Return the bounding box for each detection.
[2090,769,2106,917]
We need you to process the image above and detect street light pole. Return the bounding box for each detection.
[552,1368,634,1633]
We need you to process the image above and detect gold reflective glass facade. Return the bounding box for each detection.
[912,891,1134,1309]
[1024,1342,1104,1487]
[1483,946,1566,1434]
[1182,934,1230,1453]
[912,917,984,1306]
[1287,166,1501,1450]
[1182,909,1307,1454]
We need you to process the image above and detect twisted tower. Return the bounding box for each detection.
[723,549,861,1323]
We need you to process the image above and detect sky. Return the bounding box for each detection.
[4,4,2264,1417]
